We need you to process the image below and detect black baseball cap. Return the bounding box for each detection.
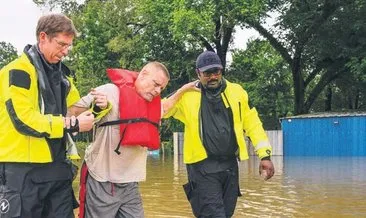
[196,51,223,72]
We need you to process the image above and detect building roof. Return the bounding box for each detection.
[281,111,366,120]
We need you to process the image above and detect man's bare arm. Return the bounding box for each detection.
[162,80,200,117]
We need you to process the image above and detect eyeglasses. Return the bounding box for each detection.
[53,38,73,50]
[201,69,222,78]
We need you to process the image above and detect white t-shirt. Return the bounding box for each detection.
[74,83,147,183]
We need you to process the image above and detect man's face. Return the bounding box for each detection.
[38,32,74,64]
[135,69,169,102]
[198,68,223,89]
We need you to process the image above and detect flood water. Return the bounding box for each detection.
[74,155,366,217]
[139,155,366,218]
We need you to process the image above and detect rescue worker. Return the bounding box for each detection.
[69,62,170,218]
[0,14,101,218]
[162,51,275,217]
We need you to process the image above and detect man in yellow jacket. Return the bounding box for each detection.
[0,14,104,218]
[163,51,275,217]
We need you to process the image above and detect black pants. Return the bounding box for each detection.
[184,161,240,218]
[2,162,74,218]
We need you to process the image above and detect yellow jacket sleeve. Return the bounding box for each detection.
[240,88,272,159]
[162,97,184,122]
[6,70,64,139]
[66,76,81,107]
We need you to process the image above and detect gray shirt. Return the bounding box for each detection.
[74,83,147,183]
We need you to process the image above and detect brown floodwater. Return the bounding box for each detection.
[74,155,366,217]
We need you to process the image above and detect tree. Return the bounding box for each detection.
[66,0,134,95]
[228,39,293,129]
[0,42,18,68]
[33,0,366,116]
[247,0,366,114]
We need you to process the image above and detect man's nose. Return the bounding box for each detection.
[61,47,69,56]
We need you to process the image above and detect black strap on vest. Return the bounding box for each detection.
[98,118,159,155]
[98,117,159,128]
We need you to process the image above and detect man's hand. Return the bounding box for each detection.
[90,89,108,110]
[76,110,94,132]
[259,160,275,181]
[162,80,201,117]
[181,80,201,92]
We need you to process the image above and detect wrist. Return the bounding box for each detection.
[64,118,79,133]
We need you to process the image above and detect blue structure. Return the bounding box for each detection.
[281,113,366,156]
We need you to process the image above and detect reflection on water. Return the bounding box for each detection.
[140,155,366,218]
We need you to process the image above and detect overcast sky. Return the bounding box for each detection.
[0,0,259,59]
[0,0,46,53]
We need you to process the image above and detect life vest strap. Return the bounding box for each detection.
[98,118,159,155]
[98,118,159,128]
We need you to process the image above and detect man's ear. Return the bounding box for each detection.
[38,31,47,43]
[196,69,200,78]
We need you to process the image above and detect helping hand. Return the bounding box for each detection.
[181,80,201,92]
[76,110,94,132]
[90,88,108,109]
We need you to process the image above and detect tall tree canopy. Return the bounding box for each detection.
[33,0,366,118]
[0,42,18,68]
[248,0,366,114]
[228,39,293,129]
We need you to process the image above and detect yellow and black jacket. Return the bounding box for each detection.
[163,79,272,164]
[0,45,80,163]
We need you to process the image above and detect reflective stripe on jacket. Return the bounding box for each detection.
[163,80,271,164]
[0,52,80,163]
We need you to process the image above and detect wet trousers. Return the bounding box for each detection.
[183,162,240,218]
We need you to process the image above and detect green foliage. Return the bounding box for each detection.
[0,42,18,69]
[228,39,293,129]
[32,0,366,124]
[66,0,129,95]
[245,0,366,114]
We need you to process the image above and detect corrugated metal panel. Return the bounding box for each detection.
[282,115,366,156]
[267,130,283,156]
[173,132,184,155]
[174,130,283,156]
[246,131,283,156]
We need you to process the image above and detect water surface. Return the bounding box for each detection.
[140,155,366,217]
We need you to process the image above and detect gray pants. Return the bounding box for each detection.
[85,175,144,218]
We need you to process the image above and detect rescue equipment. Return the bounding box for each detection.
[99,69,161,153]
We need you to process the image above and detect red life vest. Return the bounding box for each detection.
[99,69,161,152]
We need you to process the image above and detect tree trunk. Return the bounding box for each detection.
[355,88,360,109]
[325,85,332,111]
[347,94,354,109]
[292,54,306,115]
